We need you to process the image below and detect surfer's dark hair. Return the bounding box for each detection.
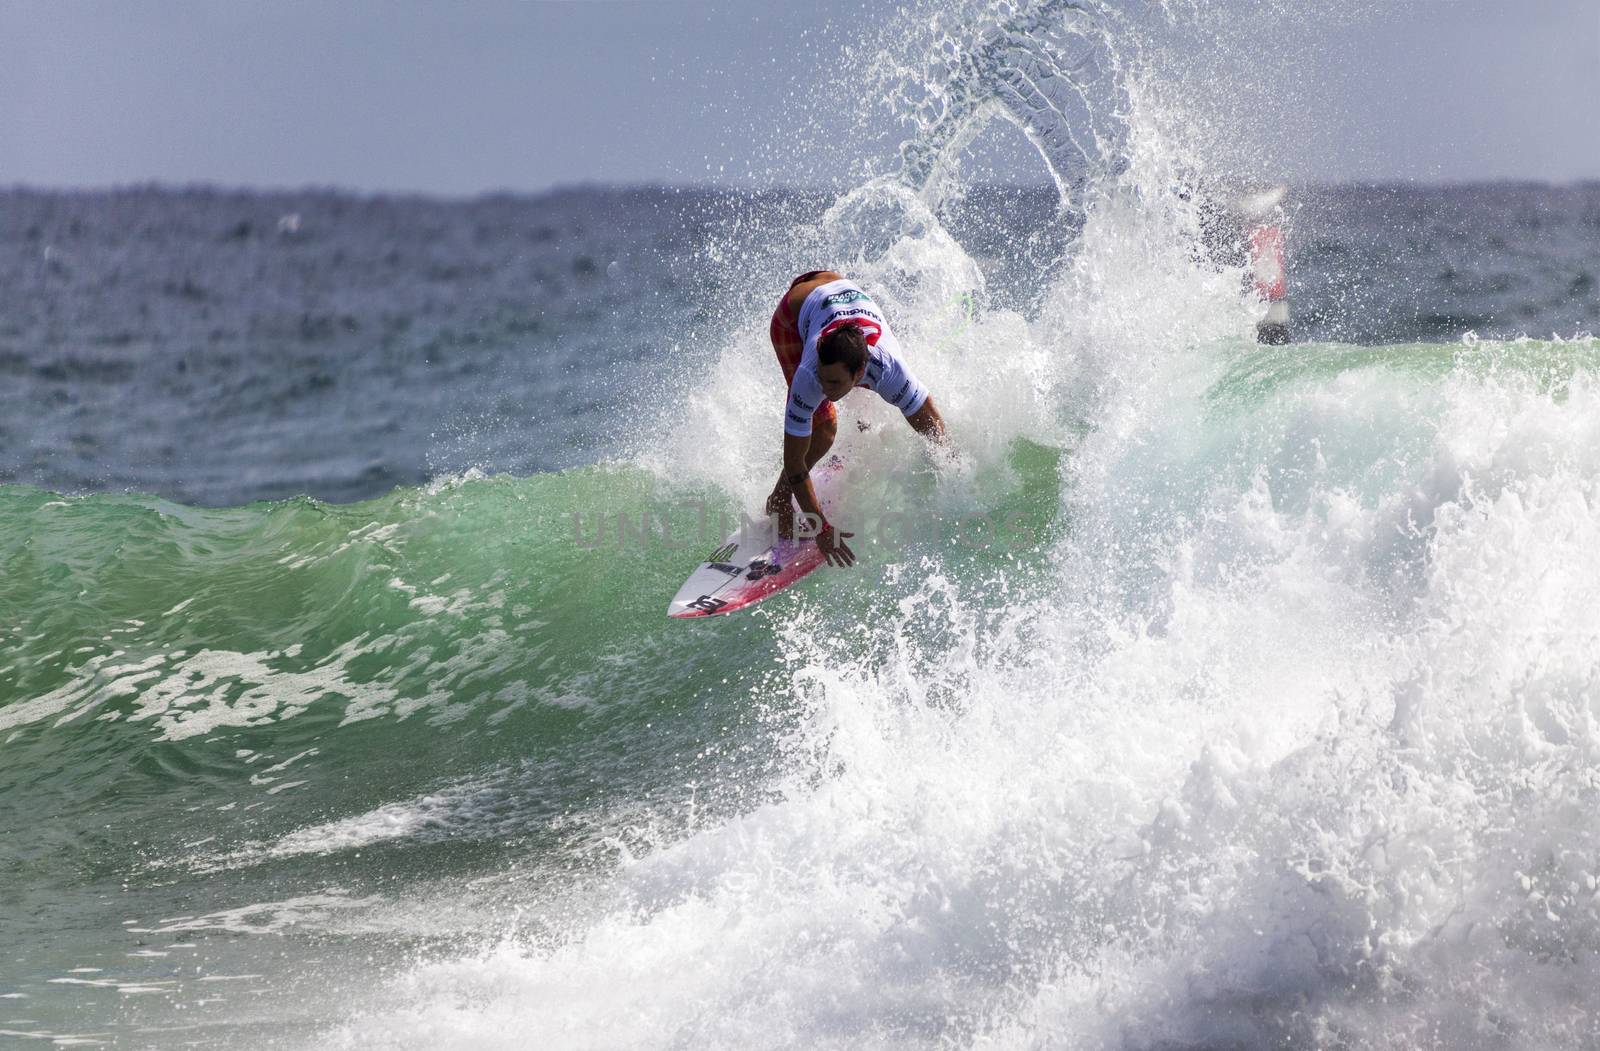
[818,324,868,373]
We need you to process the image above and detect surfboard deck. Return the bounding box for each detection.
[667,456,845,619]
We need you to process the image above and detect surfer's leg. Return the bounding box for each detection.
[771,290,804,382]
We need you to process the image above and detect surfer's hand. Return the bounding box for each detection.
[817,524,855,567]
[766,485,795,540]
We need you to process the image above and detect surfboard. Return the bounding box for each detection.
[667,456,846,619]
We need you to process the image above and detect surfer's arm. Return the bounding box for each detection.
[773,373,832,530]
[776,433,827,526]
[767,433,855,566]
[773,371,854,565]
[906,395,947,443]
[875,351,945,443]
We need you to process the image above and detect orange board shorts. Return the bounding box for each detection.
[770,271,838,431]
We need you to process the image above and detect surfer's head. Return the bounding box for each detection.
[817,324,868,400]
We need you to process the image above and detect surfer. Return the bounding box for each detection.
[766,270,947,567]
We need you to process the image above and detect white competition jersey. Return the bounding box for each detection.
[784,279,929,437]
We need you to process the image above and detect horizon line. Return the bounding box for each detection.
[4,175,1598,203]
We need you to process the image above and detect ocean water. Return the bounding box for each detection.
[4,3,1600,1049]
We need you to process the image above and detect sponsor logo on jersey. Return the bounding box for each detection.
[822,289,870,307]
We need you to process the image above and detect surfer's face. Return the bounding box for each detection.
[817,361,865,401]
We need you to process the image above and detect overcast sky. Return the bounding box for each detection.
[2,0,1597,195]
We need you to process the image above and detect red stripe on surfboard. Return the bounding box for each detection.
[668,546,828,617]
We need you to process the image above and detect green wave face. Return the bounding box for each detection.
[0,434,1064,879]
[2,470,717,890]
[1207,338,1600,412]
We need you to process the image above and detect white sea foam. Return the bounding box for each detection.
[227,775,511,866]
[127,892,384,937]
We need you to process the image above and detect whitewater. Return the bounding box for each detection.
[4,1,1600,1048]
